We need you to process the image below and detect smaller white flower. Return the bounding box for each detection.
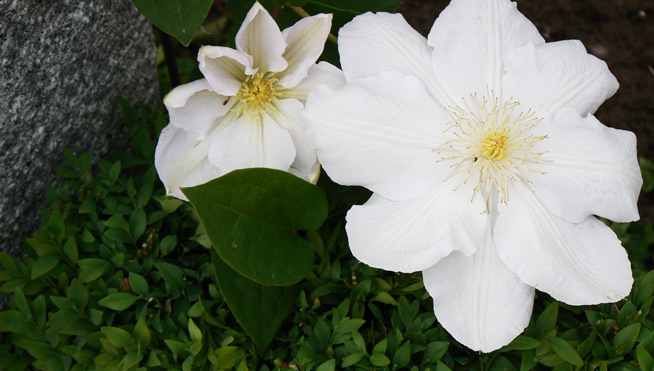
[155,2,345,200]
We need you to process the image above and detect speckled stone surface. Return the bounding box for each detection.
[0,0,159,257]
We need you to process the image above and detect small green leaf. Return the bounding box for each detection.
[77,258,109,283]
[188,318,202,342]
[214,346,244,369]
[613,323,641,355]
[32,295,46,327]
[535,302,558,339]
[392,341,411,368]
[15,340,57,360]
[335,318,366,334]
[13,288,31,320]
[212,250,297,354]
[370,353,391,367]
[133,317,151,346]
[67,278,89,311]
[122,352,142,371]
[184,168,328,286]
[505,335,540,350]
[131,0,213,46]
[129,272,149,296]
[0,310,30,333]
[342,353,364,368]
[155,261,186,292]
[372,339,388,354]
[165,339,187,355]
[101,326,132,348]
[129,207,147,240]
[99,292,139,311]
[63,237,78,263]
[31,254,61,279]
[548,336,583,367]
[637,345,654,371]
[316,359,336,371]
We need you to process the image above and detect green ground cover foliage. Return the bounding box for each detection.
[1,101,654,370]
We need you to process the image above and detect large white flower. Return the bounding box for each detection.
[155,2,345,200]
[303,0,642,352]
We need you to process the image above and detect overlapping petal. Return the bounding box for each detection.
[268,98,321,183]
[198,46,255,96]
[208,117,296,175]
[346,181,485,273]
[503,40,619,116]
[428,0,544,98]
[304,71,452,201]
[529,108,641,223]
[235,2,288,73]
[278,14,333,89]
[495,184,634,305]
[154,125,223,201]
[164,79,234,140]
[279,62,346,104]
[423,240,534,352]
[338,12,452,106]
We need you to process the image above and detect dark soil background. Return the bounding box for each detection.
[397,0,654,222]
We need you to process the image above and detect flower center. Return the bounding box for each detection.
[236,73,279,120]
[480,131,509,160]
[435,93,547,209]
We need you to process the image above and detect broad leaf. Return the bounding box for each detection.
[131,0,213,46]
[212,250,297,354]
[184,168,328,286]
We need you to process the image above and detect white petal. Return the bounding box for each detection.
[208,116,295,174]
[279,61,345,104]
[423,227,534,353]
[235,2,288,73]
[346,181,485,273]
[338,12,453,106]
[428,0,544,98]
[163,79,234,140]
[530,108,641,223]
[495,184,634,305]
[268,98,320,183]
[304,71,452,201]
[198,46,256,96]
[503,40,619,116]
[277,14,332,88]
[154,125,223,201]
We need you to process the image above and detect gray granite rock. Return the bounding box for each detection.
[0,0,159,257]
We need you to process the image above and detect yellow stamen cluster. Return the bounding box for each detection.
[435,92,547,210]
[235,73,279,120]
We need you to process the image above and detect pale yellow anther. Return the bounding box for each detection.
[236,73,279,119]
[480,132,509,160]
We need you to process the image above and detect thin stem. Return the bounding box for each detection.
[287,5,338,45]
[158,28,181,88]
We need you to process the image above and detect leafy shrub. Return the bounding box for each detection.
[1,99,653,371]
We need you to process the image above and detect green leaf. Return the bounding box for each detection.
[31,254,61,280]
[534,302,558,339]
[316,359,336,371]
[15,340,57,360]
[335,318,366,334]
[133,317,151,346]
[129,207,147,240]
[77,258,109,283]
[101,326,132,348]
[63,237,78,263]
[98,292,139,311]
[613,323,641,355]
[392,341,411,368]
[214,346,244,369]
[342,353,364,368]
[131,0,213,46]
[548,336,583,367]
[188,318,202,342]
[637,345,654,371]
[183,168,328,286]
[129,272,149,296]
[155,261,186,292]
[505,335,540,350]
[0,311,30,333]
[67,278,89,311]
[370,352,391,367]
[212,250,297,354]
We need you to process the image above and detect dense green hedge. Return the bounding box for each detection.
[1,100,653,371]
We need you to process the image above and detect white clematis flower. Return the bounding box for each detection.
[155,2,345,200]
[303,0,642,352]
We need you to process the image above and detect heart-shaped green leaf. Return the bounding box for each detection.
[131,0,213,46]
[183,168,328,286]
[212,250,297,353]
